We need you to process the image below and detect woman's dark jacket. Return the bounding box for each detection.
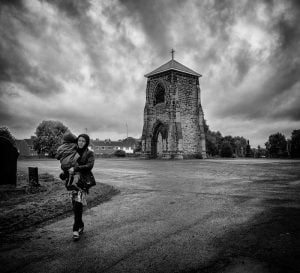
[74,149,96,190]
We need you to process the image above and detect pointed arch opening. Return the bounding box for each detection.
[154,83,165,105]
[151,121,168,158]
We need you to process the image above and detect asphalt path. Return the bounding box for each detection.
[2,158,300,273]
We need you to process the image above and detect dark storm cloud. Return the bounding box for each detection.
[0,2,64,97]
[0,102,13,124]
[1,0,299,144]
[0,0,24,9]
[205,0,300,124]
[44,0,137,97]
[0,93,36,134]
[0,0,148,139]
[120,0,185,57]
[271,0,300,48]
[73,10,122,90]
[217,61,300,121]
[44,0,91,18]
[274,100,300,121]
[267,0,300,65]
[203,0,236,38]
[234,45,252,84]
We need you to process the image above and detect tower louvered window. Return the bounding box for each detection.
[154,84,165,105]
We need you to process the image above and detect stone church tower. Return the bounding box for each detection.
[141,52,206,159]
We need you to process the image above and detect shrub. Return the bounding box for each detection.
[0,126,16,146]
[114,149,126,157]
[291,129,300,158]
[266,132,288,158]
[220,141,233,158]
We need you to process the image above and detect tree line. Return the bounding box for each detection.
[204,121,251,158]
[204,121,300,158]
[1,120,300,159]
[265,131,300,158]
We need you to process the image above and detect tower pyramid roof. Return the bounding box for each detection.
[145,59,201,78]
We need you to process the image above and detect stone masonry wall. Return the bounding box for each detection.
[176,74,202,156]
[142,70,206,158]
[142,73,174,156]
[145,74,172,131]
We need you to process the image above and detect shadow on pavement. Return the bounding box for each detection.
[183,202,300,273]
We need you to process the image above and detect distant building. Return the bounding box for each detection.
[15,139,38,157]
[90,139,122,155]
[24,139,37,156]
[90,137,140,155]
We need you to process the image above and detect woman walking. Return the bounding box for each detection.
[70,134,96,241]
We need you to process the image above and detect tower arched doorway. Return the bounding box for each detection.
[151,121,168,159]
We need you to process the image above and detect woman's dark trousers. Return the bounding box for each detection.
[72,201,84,231]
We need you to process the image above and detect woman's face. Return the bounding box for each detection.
[78,137,86,149]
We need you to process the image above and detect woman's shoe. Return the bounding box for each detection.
[73,231,80,241]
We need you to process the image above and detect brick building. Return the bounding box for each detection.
[90,137,140,155]
[15,139,38,157]
[141,54,206,159]
[90,139,122,155]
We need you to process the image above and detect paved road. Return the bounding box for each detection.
[2,159,300,272]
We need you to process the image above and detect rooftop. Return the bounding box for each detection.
[145,59,201,78]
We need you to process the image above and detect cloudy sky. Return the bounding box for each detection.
[1,0,299,147]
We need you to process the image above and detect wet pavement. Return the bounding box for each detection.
[2,158,300,273]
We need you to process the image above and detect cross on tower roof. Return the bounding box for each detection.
[145,48,202,77]
[171,48,175,60]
